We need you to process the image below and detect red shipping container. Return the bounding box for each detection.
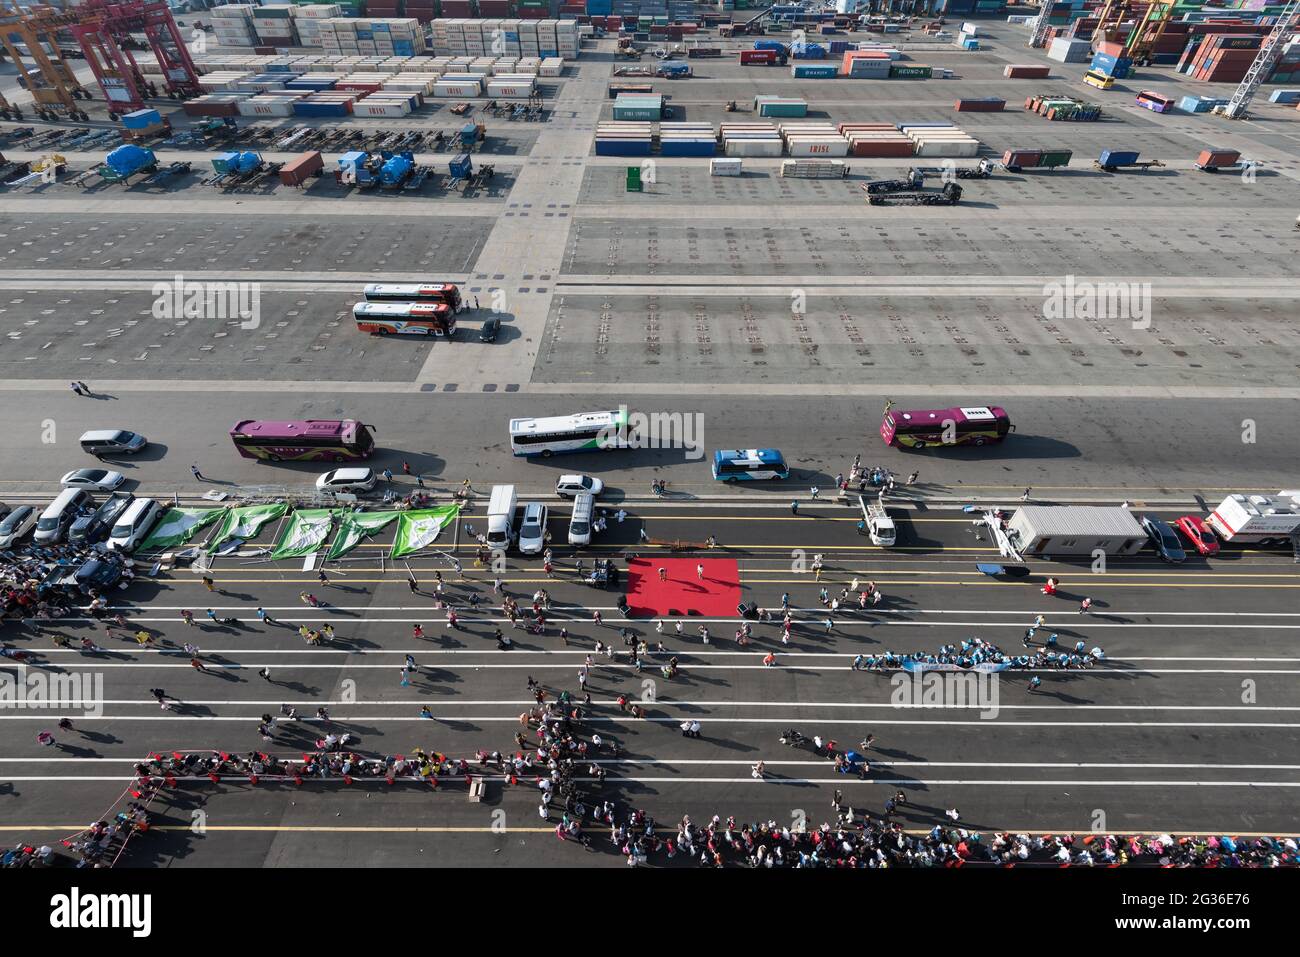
[848,139,914,157]
[1195,148,1239,169]
[1004,64,1051,78]
[740,49,777,64]
[183,99,240,118]
[954,98,1006,112]
[279,150,324,187]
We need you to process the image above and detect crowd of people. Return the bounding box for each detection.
[583,801,1300,867]
[849,635,1106,673]
[0,540,137,623]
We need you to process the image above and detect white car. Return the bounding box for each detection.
[60,468,126,491]
[555,474,604,498]
[518,502,548,555]
[316,467,377,494]
[0,506,38,548]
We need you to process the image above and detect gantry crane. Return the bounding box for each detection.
[1218,0,1300,119]
[1089,0,1134,45]
[1028,1,1055,49]
[0,1,93,121]
[70,0,203,120]
[1123,0,1176,67]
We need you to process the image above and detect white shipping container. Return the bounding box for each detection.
[433,83,479,96]
[710,157,743,176]
[724,138,783,157]
[785,138,850,157]
[355,100,412,116]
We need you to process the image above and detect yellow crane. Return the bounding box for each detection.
[0,1,92,120]
[1124,0,1176,67]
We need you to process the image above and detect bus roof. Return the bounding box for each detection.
[714,448,786,465]
[509,410,624,434]
[888,406,1006,424]
[363,283,458,294]
[230,419,354,438]
[355,301,450,315]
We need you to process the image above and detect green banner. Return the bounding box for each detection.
[327,510,401,560]
[206,503,289,552]
[269,509,340,561]
[138,507,227,552]
[389,506,460,559]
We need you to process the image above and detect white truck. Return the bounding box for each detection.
[1206,492,1300,545]
[485,484,518,549]
[859,494,896,547]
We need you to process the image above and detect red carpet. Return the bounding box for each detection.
[626,558,741,618]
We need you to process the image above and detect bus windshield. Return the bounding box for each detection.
[880,405,1011,449]
[230,419,376,462]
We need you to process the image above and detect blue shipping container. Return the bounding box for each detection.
[1268,89,1300,103]
[121,108,161,130]
[792,43,828,59]
[754,40,787,52]
[1099,149,1140,166]
[660,139,716,156]
[595,139,653,156]
[294,101,351,117]
[793,65,838,78]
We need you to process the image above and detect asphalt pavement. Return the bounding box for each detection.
[4,491,1299,866]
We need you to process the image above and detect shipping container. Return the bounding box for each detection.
[1007,506,1147,557]
[954,98,1005,112]
[710,157,742,176]
[279,150,324,186]
[1195,148,1240,171]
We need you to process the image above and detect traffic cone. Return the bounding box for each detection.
[343,775,353,785]
[249,774,259,786]
[164,774,176,788]
[386,774,395,785]
[208,772,219,784]
[293,775,303,786]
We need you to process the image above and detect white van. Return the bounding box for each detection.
[568,492,595,546]
[107,497,163,553]
[485,484,518,549]
[34,488,93,544]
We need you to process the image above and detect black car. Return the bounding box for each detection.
[68,492,134,545]
[479,315,501,342]
[38,557,123,597]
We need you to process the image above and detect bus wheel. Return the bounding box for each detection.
[267,454,281,463]
[912,441,926,450]
[333,454,345,463]
[972,437,986,447]
[377,327,389,336]
[726,477,738,484]
[540,449,553,458]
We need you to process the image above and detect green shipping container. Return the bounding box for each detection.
[614,108,661,120]
[759,102,809,116]
[890,65,932,78]
[1039,150,1073,167]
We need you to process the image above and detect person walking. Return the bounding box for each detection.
[258,667,272,682]
[639,526,649,543]
[402,460,412,476]
[1079,596,1093,614]
[790,500,799,516]
[1021,487,1032,502]
[149,688,172,711]
[317,569,330,586]
[413,624,425,640]
[809,486,820,500]
[202,576,216,592]
[383,467,394,483]
[1028,676,1042,692]
[256,607,273,624]
[907,471,919,485]
[407,575,419,594]
[69,381,84,397]
[657,567,668,583]
[190,656,208,673]
[696,563,704,581]
[180,609,195,627]
[191,464,206,482]
[37,730,60,749]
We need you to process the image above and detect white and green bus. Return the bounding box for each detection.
[509,410,629,458]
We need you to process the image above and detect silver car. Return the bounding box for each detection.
[60,468,126,491]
